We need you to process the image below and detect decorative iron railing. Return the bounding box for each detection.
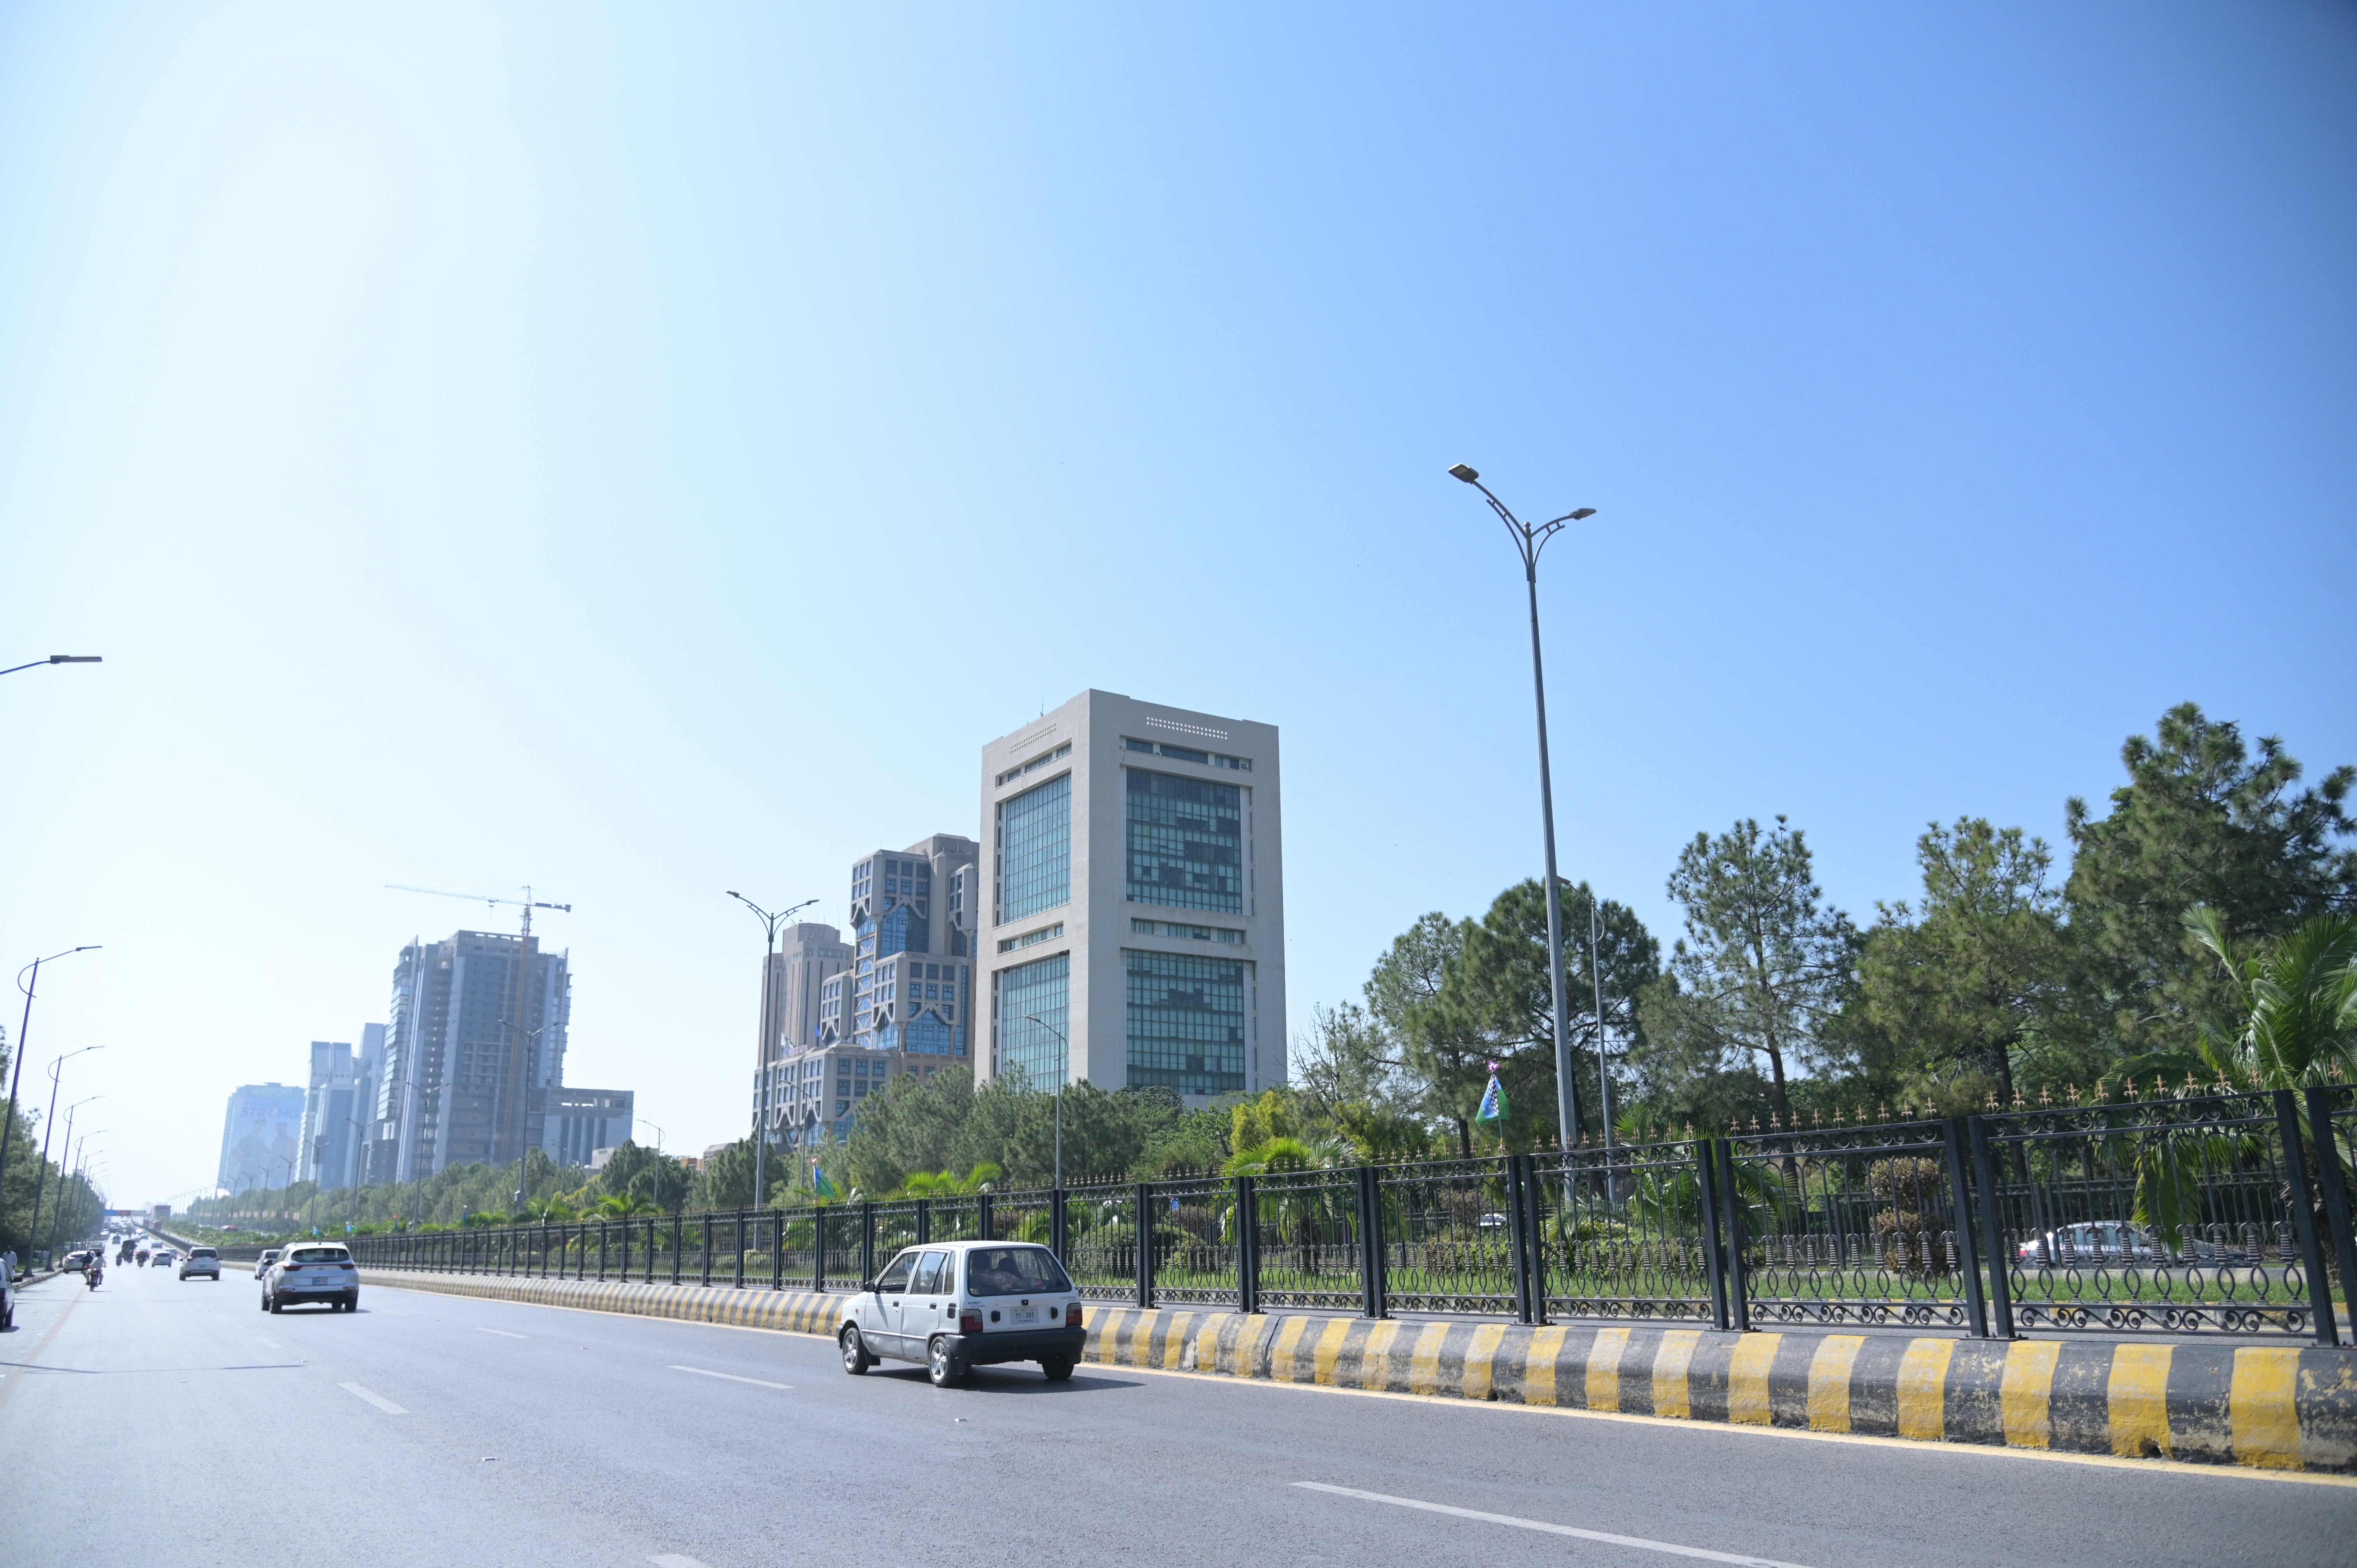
[345,1087,2357,1345]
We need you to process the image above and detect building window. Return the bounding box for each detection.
[878,903,926,958]
[994,951,1069,1091]
[1125,769,1244,914]
[998,773,1071,923]
[1131,917,1247,943]
[1124,949,1247,1097]
[998,921,1064,954]
[1124,735,1250,771]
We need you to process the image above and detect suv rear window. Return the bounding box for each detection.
[190,1248,218,1258]
[965,1247,1072,1297]
[288,1247,350,1264]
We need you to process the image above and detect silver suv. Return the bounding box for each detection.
[839,1241,1084,1386]
[263,1243,359,1313]
[178,1247,221,1281]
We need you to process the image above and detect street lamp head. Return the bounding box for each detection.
[1569,507,1598,521]
[48,655,102,664]
[1447,464,1480,484]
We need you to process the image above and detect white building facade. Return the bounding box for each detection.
[977,691,1285,1103]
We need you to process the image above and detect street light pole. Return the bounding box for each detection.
[1025,1016,1070,1189]
[1449,463,1598,1153]
[0,654,103,677]
[0,947,101,1209]
[726,893,818,1210]
[27,1054,102,1262]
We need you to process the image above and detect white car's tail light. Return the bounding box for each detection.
[960,1308,984,1335]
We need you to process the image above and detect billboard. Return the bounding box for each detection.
[217,1084,307,1192]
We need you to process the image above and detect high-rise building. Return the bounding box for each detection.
[217,1083,307,1193]
[752,922,853,1144]
[774,836,978,1151]
[372,929,572,1182]
[297,1026,382,1189]
[545,1088,634,1167]
[977,691,1285,1103]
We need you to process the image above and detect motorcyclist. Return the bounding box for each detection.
[85,1257,103,1288]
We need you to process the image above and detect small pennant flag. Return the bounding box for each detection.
[812,1162,841,1200]
[1475,1061,1509,1126]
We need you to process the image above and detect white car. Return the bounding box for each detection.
[263,1243,360,1313]
[178,1247,222,1281]
[839,1240,1085,1387]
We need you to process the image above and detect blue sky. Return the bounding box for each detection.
[4,4,2350,1207]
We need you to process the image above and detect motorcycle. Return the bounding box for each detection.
[85,1265,102,1289]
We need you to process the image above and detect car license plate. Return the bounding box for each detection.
[1010,1305,1036,1324]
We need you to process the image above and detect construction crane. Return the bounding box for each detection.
[385,885,572,937]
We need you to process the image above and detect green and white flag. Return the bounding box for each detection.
[1474,1061,1509,1126]
[812,1162,840,1200]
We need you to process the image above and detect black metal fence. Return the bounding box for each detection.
[348,1086,2357,1345]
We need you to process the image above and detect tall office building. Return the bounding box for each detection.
[297,1026,383,1189]
[372,929,572,1182]
[752,922,853,1143]
[217,1083,307,1193]
[977,691,1285,1103]
[774,835,978,1151]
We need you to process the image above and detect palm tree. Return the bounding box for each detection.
[2186,906,2357,1089]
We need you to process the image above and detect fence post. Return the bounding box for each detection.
[2304,1088,2356,1342]
[811,1208,828,1292]
[2273,1090,2340,1347]
[1523,1153,1551,1326]
[1354,1165,1386,1319]
[1967,1116,2015,1338]
[1237,1174,1259,1316]
[979,1192,995,1243]
[860,1201,876,1287]
[598,1220,608,1283]
[1716,1139,1751,1331]
[1135,1182,1155,1310]
[1696,1139,1730,1331]
[1503,1153,1533,1326]
[1942,1119,1992,1338]
[916,1198,931,1246]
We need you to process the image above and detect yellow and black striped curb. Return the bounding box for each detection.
[1083,1306,2357,1473]
[357,1271,2356,1473]
[357,1269,844,1335]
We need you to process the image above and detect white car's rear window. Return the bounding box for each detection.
[965,1247,1072,1297]
[288,1247,350,1264]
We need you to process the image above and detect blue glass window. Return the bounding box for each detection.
[1125,769,1244,914]
[905,1010,955,1056]
[878,903,926,957]
[995,952,1069,1089]
[1124,950,1246,1096]
[999,773,1071,922]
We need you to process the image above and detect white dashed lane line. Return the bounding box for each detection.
[649,1556,711,1568]
[474,1326,527,1339]
[670,1365,793,1391]
[339,1382,409,1415]
[1292,1483,1816,1568]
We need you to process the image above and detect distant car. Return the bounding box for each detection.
[153,1250,177,1267]
[263,1244,359,1313]
[61,1250,93,1275]
[253,1249,280,1282]
[839,1240,1084,1387]
[179,1248,221,1281]
[2015,1220,2262,1268]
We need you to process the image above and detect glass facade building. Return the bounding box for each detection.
[994,951,1070,1090]
[1123,948,1247,1096]
[998,773,1071,922]
[1125,769,1243,914]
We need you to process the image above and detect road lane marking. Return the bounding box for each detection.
[650,1556,712,1568]
[1293,1482,1816,1568]
[255,1334,287,1351]
[474,1326,527,1339]
[670,1365,793,1391]
[339,1382,408,1415]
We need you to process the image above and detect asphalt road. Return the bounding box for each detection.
[2,1261,2350,1568]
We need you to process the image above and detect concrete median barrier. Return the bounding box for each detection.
[357,1269,2357,1473]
